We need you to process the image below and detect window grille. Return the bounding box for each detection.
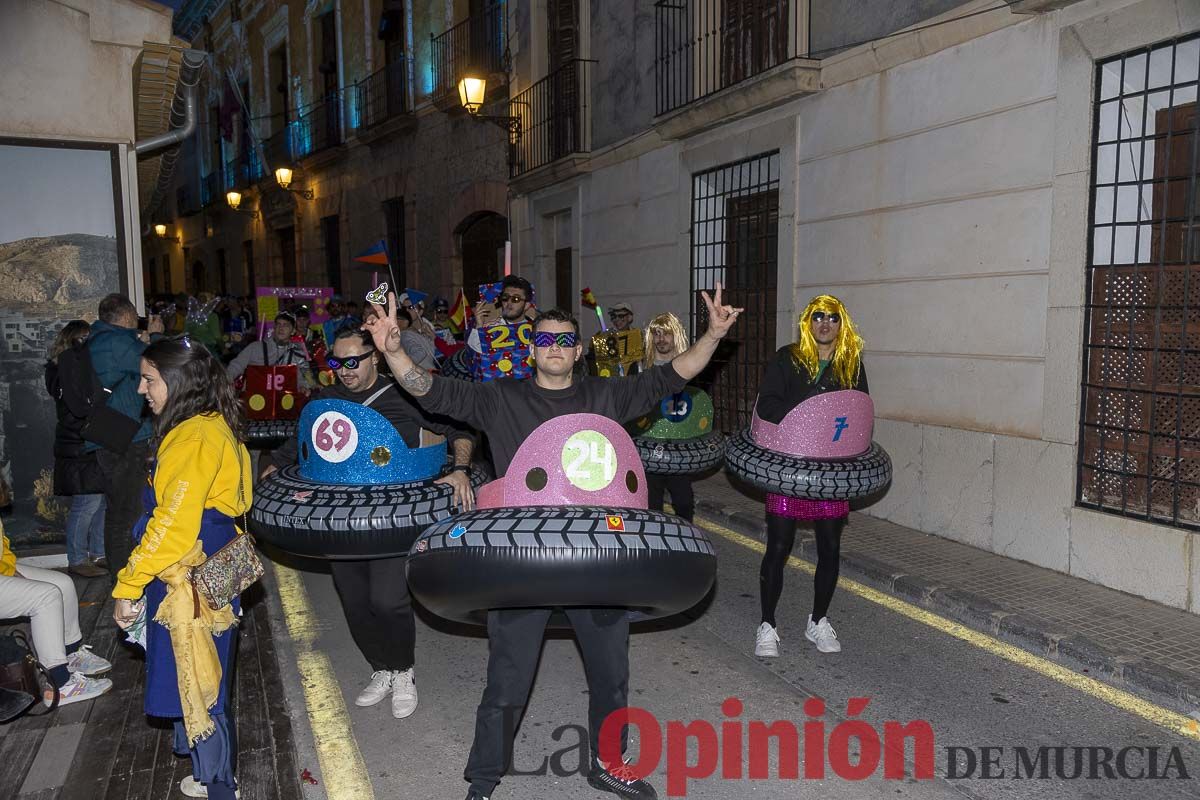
[690,151,780,432]
[1078,34,1200,530]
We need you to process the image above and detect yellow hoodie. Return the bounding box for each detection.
[0,520,14,577]
[113,413,252,601]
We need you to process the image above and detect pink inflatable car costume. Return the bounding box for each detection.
[724,390,892,505]
[406,413,717,624]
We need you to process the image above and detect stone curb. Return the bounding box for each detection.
[694,497,1200,716]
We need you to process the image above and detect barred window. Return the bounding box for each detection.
[1079,34,1200,529]
[691,151,780,432]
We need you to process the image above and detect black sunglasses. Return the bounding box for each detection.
[499,293,526,303]
[327,351,374,370]
[811,311,841,324]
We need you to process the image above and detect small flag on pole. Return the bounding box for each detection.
[449,289,470,332]
[353,239,390,266]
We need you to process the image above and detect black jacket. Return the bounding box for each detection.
[420,364,688,476]
[44,360,104,495]
[756,345,869,424]
[44,361,88,458]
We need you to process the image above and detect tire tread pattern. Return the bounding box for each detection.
[724,429,892,500]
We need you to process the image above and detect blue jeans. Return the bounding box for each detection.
[66,493,106,566]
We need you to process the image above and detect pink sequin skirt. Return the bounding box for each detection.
[766,493,849,521]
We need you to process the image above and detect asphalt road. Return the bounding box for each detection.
[270,521,1200,800]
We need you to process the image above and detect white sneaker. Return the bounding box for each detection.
[806,615,842,653]
[355,670,394,707]
[66,644,112,676]
[754,622,780,657]
[180,776,241,798]
[55,672,112,707]
[391,668,418,719]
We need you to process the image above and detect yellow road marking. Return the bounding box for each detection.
[275,563,376,799]
[693,514,1200,742]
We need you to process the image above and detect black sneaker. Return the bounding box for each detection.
[587,758,658,799]
[463,791,490,800]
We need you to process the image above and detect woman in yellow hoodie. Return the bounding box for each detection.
[111,337,251,800]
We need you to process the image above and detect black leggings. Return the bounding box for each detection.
[759,514,845,627]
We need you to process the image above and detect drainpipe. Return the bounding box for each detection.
[134,49,207,156]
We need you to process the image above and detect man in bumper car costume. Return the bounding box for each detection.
[363,287,742,800]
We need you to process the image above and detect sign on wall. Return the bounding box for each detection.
[0,139,129,538]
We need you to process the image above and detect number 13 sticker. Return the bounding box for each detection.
[312,411,359,463]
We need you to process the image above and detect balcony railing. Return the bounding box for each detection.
[293,94,344,157]
[431,0,507,99]
[655,0,811,116]
[510,59,593,179]
[261,125,296,174]
[200,170,221,207]
[223,149,265,191]
[356,57,413,129]
[176,185,200,217]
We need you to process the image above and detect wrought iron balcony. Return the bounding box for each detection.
[200,169,221,207]
[356,57,413,129]
[176,185,201,217]
[261,125,296,175]
[655,0,812,116]
[431,0,507,100]
[293,94,344,157]
[223,149,264,191]
[510,59,593,179]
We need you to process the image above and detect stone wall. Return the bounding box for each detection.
[511,0,1200,611]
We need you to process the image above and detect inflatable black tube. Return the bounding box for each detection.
[440,348,475,382]
[248,463,490,559]
[407,506,717,624]
[245,419,297,448]
[634,432,725,476]
[724,429,892,500]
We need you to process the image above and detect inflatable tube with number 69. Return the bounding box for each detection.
[247,399,487,558]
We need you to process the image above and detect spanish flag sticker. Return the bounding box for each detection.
[606,515,625,532]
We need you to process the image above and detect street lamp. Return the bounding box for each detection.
[274,166,313,199]
[154,223,179,243]
[457,75,521,140]
[226,190,260,219]
[458,76,487,114]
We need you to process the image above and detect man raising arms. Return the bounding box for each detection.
[363,286,740,800]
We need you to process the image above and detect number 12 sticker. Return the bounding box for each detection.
[312,411,359,463]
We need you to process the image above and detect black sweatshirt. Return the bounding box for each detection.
[756,345,869,424]
[271,377,474,468]
[420,364,689,476]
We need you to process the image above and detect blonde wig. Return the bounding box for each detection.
[790,294,864,389]
[642,312,689,369]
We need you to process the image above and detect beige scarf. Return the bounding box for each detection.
[153,541,237,745]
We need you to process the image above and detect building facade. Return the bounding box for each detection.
[502,0,1200,612]
[145,0,516,306]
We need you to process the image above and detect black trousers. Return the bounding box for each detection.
[97,441,151,575]
[646,474,695,521]
[465,607,630,794]
[329,556,416,672]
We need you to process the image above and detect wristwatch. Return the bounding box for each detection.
[451,464,471,474]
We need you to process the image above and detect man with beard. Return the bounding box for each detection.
[265,326,475,719]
